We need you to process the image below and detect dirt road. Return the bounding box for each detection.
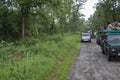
[67,39,120,80]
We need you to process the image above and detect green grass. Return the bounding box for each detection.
[55,45,80,80]
[0,33,80,80]
[46,35,80,80]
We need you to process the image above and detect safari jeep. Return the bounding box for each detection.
[101,30,120,61]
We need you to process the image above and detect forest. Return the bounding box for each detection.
[0,0,86,40]
[1,0,120,80]
[0,0,86,80]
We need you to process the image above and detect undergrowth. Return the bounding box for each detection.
[0,33,80,80]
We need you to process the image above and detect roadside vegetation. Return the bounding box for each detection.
[0,0,86,80]
[0,33,80,80]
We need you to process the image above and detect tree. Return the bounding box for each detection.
[69,0,86,33]
[89,0,120,30]
[0,0,87,40]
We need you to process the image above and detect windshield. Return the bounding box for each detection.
[107,34,120,43]
[82,33,90,36]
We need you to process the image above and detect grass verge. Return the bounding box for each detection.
[0,33,80,80]
[46,35,80,80]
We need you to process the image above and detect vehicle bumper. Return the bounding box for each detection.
[109,51,120,56]
[81,39,91,42]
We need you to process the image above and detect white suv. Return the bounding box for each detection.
[81,33,91,42]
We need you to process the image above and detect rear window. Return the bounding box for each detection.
[82,33,90,36]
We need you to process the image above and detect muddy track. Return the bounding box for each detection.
[67,39,120,80]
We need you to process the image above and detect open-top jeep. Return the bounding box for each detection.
[100,30,120,61]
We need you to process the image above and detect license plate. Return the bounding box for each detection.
[84,40,88,41]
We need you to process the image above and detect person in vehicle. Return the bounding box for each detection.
[118,20,120,27]
[117,20,120,29]
[113,20,120,30]
[107,22,114,30]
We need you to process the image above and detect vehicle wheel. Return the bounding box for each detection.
[101,48,105,54]
[108,54,112,61]
[97,40,100,45]
[89,40,91,43]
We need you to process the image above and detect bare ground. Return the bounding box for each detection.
[67,39,120,80]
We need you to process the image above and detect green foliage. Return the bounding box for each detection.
[88,0,120,30]
[0,0,85,40]
[52,35,80,80]
[0,33,80,80]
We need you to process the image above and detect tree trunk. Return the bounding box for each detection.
[22,16,25,39]
[50,18,55,34]
[60,16,64,36]
[72,12,76,33]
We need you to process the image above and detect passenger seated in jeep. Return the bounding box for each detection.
[113,21,120,30]
[117,20,120,29]
[107,22,114,30]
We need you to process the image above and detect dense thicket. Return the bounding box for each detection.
[88,0,120,30]
[0,0,86,40]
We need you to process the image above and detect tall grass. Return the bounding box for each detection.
[0,33,80,80]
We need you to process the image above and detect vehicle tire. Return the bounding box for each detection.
[101,48,105,54]
[89,40,91,43]
[108,54,112,61]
